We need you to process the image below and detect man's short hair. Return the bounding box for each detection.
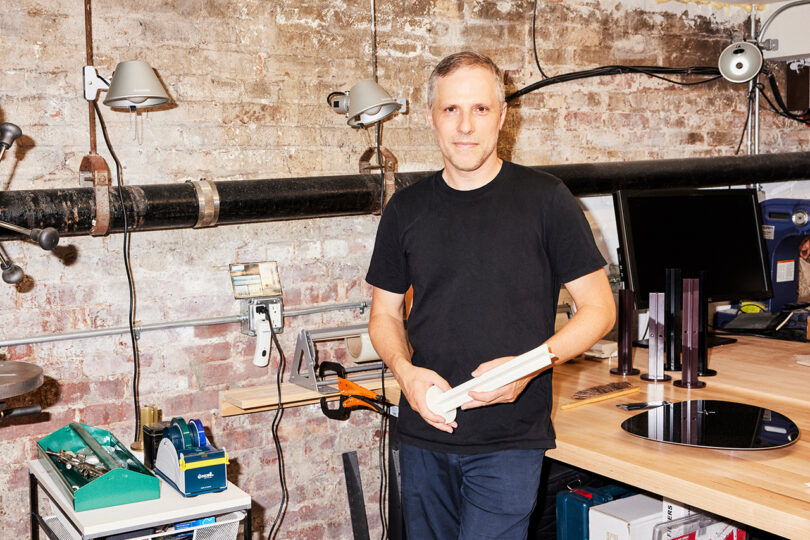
[427,51,505,109]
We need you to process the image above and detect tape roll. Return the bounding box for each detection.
[165,424,187,451]
[189,418,207,448]
[170,417,192,449]
[345,332,380,362]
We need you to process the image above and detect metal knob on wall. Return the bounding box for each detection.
[0,121,60,284]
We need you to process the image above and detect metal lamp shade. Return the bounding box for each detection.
[346,80,402,127]
[718,42,763,84]
[103,61,170,109]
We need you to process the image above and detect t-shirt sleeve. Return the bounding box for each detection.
[365,199,411,294]
[544,181,607,284]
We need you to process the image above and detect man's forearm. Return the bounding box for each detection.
[546,303,615,364]
[368,312,413,383]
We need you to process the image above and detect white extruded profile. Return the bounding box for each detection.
[425,344,555,423]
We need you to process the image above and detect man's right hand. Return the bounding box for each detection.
[368,286,458,433]
[396,363,458,433]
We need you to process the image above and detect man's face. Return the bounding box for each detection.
[427,66,507,178]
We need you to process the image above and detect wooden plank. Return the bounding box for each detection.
[221,378,400,416]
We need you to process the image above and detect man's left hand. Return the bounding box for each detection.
[460,356,545,410]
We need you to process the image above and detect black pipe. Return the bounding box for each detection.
[0,174,382,239]
[1,152,809,240]
[537,152,810,195]
[399,152,810,194]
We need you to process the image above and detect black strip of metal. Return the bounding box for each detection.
[1,152,809,240]
[342,451,371,540]
[387,416,406,540]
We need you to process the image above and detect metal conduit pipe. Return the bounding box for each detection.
[2,152,810,240]
[0,300,371,348]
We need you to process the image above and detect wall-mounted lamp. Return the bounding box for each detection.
[83,60,170,109]
[81,60,170,236]
[327,80,406,127]
[718,41,764,84]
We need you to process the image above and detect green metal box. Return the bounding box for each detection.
[37,422,160,511]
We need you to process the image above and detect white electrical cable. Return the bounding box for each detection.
[425,344,555,423]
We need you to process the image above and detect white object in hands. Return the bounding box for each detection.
[253,308,273,367]
[425,344,555,423]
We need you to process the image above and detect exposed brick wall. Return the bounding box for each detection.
[0,1,808,537]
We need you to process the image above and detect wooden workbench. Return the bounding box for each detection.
[549,335,810,539]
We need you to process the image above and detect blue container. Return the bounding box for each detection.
[556,485,633,540]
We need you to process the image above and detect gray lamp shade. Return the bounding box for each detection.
[718,42,763,84]
[346,80,405,127]
[103,61,170,109]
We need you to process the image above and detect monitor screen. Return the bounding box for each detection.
[614,188,773,309]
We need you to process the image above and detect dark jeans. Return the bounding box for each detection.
[400,442,545,540]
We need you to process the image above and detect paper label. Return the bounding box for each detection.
[776,259,795,283]
[761,224,774,240]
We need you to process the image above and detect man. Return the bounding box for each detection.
[366,52,615,539]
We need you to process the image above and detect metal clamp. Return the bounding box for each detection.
[79,154,111,236]
[359,147,398,212]
[187,179,220,228]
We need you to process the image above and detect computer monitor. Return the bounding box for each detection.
[613,188,773,310]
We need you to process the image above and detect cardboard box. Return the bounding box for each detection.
[663,497,693,523]
[589,494,663,540]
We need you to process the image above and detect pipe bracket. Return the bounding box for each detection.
[359,147,398,212]
[79,153,111,237]
[188,179,220,228]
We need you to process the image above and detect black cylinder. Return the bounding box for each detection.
[0,174,382,239]
[2,151,810,240]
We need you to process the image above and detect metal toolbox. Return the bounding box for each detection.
[37,422,160,511]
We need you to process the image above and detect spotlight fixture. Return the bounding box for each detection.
[718,41,764,84]
[83,60,170,109]
[327,80,406,127]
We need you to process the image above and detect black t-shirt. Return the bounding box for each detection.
[366,161,606,453]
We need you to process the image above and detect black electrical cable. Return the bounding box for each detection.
[376,123,385,214]
[531,0,549,79]
[507,65,722,102]
[734,87,755,155]
[759,89,810,125]
[92,101,142,443]
[267,321,289,540]
[760,70,810,125]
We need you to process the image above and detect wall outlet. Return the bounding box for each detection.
[241,297,284,335]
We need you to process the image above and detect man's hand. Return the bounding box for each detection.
[461,356,548,410]
[370,286,460,433]
[396,363,459,433]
